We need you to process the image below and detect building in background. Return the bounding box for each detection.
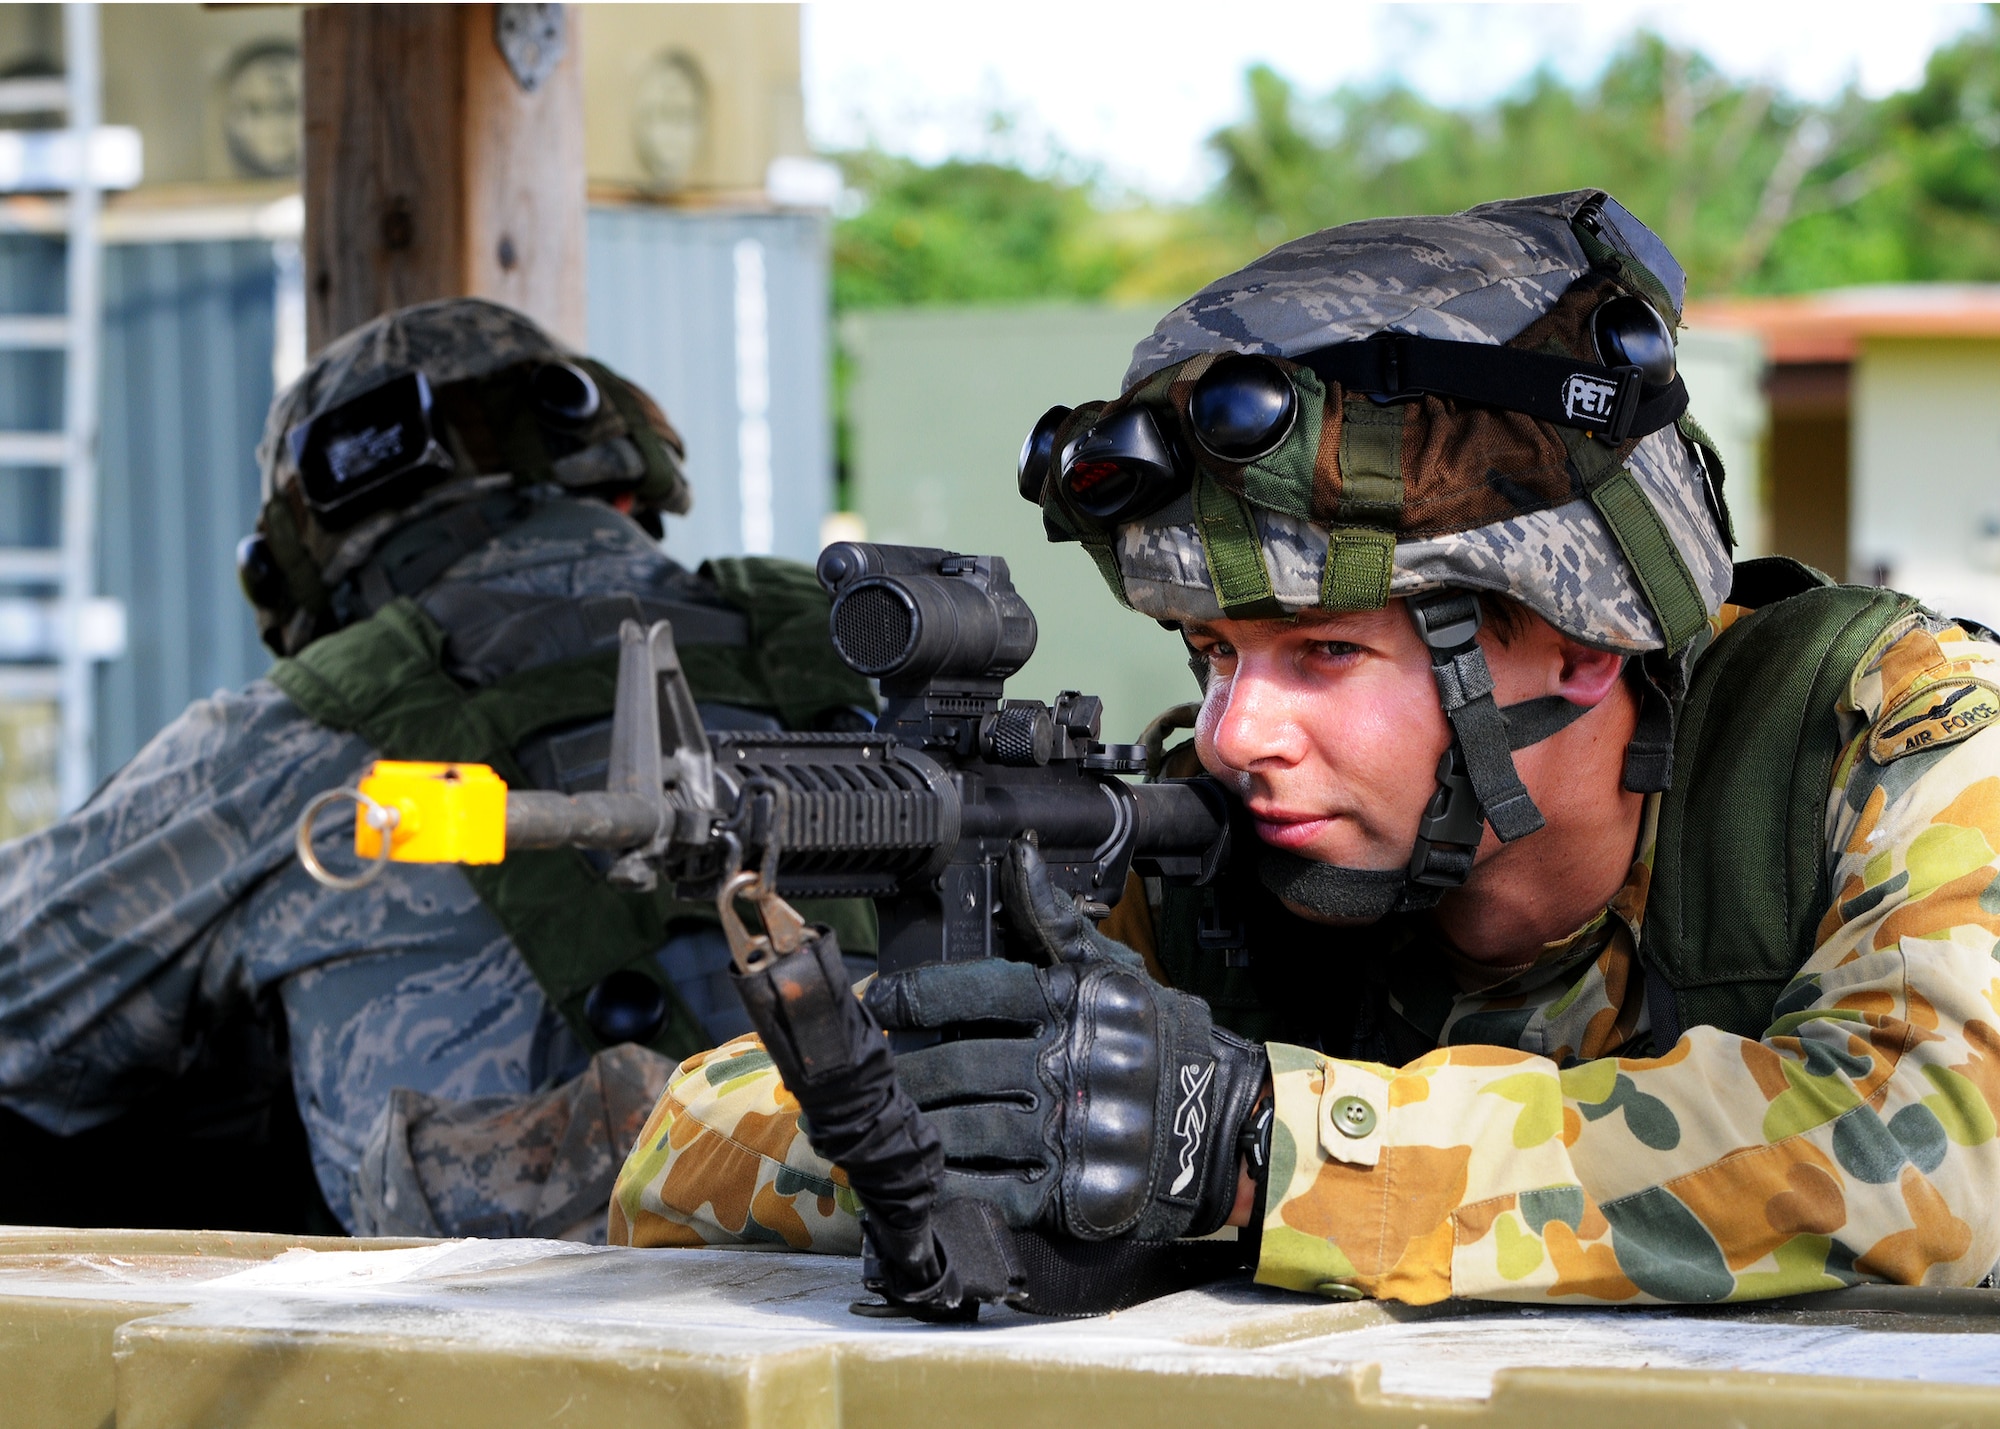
[6,2,1961,834]
[1674,327,1769,563]
[0,3,834,828]
[582,4,808,202]
[1693,287,2000,625]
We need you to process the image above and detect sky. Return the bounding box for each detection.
[803,2,1988,198]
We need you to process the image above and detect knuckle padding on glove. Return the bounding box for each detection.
[871,954,1266,1245]
[863,910,1269,1253]
[1060,967,1162,1237]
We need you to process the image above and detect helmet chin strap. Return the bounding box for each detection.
[1257,589,1593,921]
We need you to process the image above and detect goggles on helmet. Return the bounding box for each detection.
[1010,192,1722,928]
[288,371,454,531]
[284,359,616,532]
[528,360,602,425]
[1019,291,1683,531]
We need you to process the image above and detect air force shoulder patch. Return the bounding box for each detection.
[1870,678,2000,764]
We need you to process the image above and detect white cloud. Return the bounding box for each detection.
[803,2,1985,198]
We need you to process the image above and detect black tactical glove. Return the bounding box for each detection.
[997,830,1151,968]
[863,838,1269,1243]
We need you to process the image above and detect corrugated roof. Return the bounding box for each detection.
[1686,284,2000,363]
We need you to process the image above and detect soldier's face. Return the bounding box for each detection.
[1186,603,1456,880]
[1186,599,1623,916]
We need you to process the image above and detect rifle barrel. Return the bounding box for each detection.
[505,791,661,850]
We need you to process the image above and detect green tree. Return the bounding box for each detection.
[1205,36,1852,298]
[1206,13,2000,298]
[1769,8,2000,285]
[832,151,1126,308]
[828,13,2000,309]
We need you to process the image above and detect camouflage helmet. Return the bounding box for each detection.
[1020,191,1735,921]
[1025,189,1731,656]
[239,297,692,655]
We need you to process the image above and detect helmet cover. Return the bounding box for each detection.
[1035,190,1732,656]
[248,297,691,653]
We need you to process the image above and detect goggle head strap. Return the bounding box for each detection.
[238,496,336,655]
[1297,334,1688,447]
[465,359,682,511]
[574,357,692,516]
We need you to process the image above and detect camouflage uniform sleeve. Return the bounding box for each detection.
[608,1034,862,1252]
[353,1043,675,1243]
[0,680,369,1133]
[1257,625,2000,1305]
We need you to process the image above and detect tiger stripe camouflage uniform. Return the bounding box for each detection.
[611,608,2000,1300]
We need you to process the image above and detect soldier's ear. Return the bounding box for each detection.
[1553,640,1626,708]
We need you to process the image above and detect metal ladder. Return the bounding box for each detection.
[0,2,111,816]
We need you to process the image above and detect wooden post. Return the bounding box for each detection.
[301,3,586,353]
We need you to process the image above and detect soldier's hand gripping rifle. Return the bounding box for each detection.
[297,543,1231,1318]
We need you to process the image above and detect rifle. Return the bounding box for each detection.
[298,542,1234,1317]
[305,541,1230,968]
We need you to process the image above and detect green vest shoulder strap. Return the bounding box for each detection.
[270,586,876,1062]
[1644,556,1921,1044]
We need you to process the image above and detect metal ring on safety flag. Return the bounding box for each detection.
[297,785,401,891]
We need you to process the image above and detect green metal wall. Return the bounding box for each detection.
[843,304,1198,745]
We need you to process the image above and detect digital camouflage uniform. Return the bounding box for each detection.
[610,192,2000,1299]
[0,301,869,1242]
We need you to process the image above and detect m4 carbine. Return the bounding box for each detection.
[306,541,1230,975]
[299,543,1235,1319]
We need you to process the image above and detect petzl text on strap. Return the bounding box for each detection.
[1297,335,1689,444]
